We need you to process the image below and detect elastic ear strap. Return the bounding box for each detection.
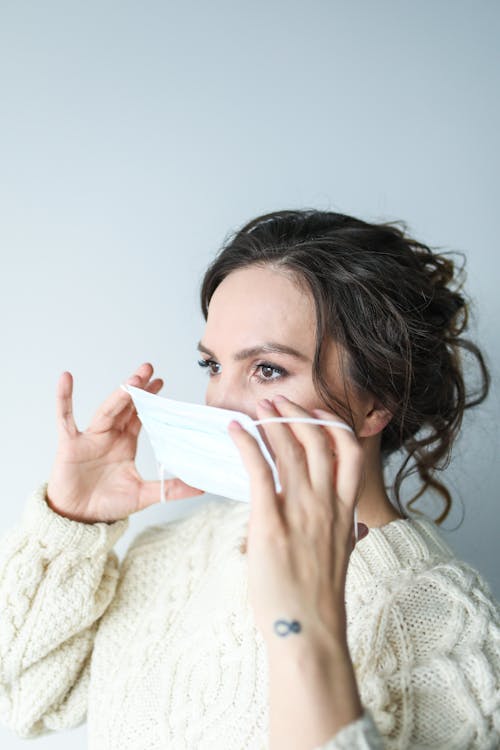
[159,461,166,504]
[252,416,354,434]
[254,415,359,541]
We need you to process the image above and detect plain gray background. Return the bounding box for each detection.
[0,1,499,747]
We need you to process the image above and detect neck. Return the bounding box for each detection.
[356,435,403,529]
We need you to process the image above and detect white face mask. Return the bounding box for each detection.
[121,384,359,539]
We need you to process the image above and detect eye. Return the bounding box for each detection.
[197,358,221,375]
[197,359,287,383]
[253,362,287,383]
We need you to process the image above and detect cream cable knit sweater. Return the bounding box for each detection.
[0,482,499,749]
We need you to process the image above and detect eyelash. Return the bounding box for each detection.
[197,358,288,384]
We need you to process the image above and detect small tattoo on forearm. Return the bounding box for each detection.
[273,619,302,637]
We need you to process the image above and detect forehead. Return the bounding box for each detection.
[205,266,315,345]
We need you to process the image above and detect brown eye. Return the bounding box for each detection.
[197,358,220,375]
[254,363,287,383]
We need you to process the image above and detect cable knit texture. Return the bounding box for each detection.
[0,482,499,749]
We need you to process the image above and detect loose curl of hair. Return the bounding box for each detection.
[199,209,490,528]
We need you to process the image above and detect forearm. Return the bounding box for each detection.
[0,482,126,736]
[266,628,363,750]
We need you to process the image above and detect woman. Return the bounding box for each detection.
[0,209,499,749]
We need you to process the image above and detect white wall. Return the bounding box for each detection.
[0,1,498,747]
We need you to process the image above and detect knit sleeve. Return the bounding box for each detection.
[0,481,129,739]
[313,708,384,749]
[346,561,500,749]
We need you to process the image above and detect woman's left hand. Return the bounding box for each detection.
[228,394,368,650]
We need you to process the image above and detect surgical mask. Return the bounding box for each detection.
[121,383,359,540]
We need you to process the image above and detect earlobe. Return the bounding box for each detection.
[358,404,393,438]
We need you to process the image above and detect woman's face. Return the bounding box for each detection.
[198,266,368,453]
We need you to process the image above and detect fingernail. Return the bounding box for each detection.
[358,523,369,540]
[312,407,326,416]
[258,398,274,409]
[273,394,287,403]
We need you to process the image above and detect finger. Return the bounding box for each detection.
[117,377,163,433]
[228,421,282,534]
[257,397,343,494]
[55,371,79,440]
[312,407,364,510]
[89,363,154,434]
[254,399,311,494]
[126,378,164,437]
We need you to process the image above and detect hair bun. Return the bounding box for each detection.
[200,209,491,526]
[413,249,468,336]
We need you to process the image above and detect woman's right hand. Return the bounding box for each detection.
[46,362,205,524]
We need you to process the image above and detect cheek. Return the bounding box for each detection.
[272,376,317,408]
[279,393,321,414]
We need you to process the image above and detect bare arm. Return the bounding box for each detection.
[266,623,365,750]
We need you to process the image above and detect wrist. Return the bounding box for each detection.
[264,608,348,660]
[266,623,363,745]
[267,628,348,669]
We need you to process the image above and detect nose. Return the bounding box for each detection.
[205,386,253,418]
[205,386,276,460]
[206,393,248,415]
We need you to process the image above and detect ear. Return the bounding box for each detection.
[357,399,393,438]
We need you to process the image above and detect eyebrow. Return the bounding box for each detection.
[196,340,310,362]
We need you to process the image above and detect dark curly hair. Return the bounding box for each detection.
[199,209,491,524]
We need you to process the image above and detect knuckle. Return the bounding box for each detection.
[253,516,285,545]
[256,467,271,483]
[317,431,333,454]
[284,440,306,464]
[252,465,272,486]
[317,504,335,528]
[272,527,289,549]
[289,500,310,528]
[61,410,72,424]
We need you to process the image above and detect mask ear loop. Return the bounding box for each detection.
[253,415,360,543]
[159,461,166,504]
